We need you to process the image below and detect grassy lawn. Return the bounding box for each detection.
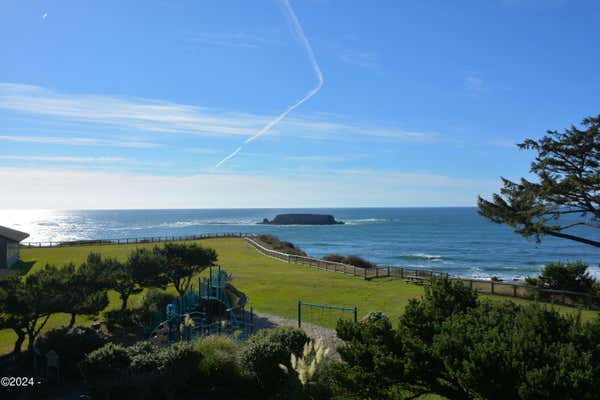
[1,237,597,355]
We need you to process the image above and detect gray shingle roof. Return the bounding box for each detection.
[0,225,30,242]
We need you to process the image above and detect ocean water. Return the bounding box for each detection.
[1,208,598,280]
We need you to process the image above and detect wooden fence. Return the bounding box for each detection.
[245,237,449,281]
[19,234,600,310]
[245,237,600,310]
[20,232,255,248]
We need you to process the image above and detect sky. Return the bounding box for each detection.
[0,0,599,209]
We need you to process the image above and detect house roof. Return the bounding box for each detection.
[0,225,30,242]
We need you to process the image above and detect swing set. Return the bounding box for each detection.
[297,300,357,328]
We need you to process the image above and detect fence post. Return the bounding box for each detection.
[363,268,367,279]
[491,282,495,294]
[513,285,517,297]
[586,294,592,310]
[297,301,302,328]
[470,280,473,289]
[353,307,358,324]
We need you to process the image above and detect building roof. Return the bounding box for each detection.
[0,225,30,242]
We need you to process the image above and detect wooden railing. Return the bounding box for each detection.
[245,237,449,281]
[20,232,255,248]
[20,234,600,310]
[245,237,600,310]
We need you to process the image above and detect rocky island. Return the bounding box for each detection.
[260,213,344,225]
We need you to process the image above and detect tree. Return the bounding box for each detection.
[103,249,167,310]
[525,261,596,294]
[0,265,66,353]
[59,261,110,329]
[478,115,600,248]
[333,279,600,400]
[155,243,218,297]
[0,275,29,354]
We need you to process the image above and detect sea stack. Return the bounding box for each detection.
[260,214,344,225]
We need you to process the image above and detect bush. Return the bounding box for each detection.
[322,254,345,263]
[323,254,376,268]
[80,341,201,399]
[104,290,177,337]
[80,343,131,395]
[240,327,309,392]
[257,235,307,256]
[344,255,376,269]
[194,335,241,387]
[104,309,140,335]
[526,261,596,293]
[135,289,177,332]
[35,327,109,377]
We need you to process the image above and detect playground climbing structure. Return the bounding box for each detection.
[149,265,254,344]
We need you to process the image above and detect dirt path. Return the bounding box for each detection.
[253,312,344,353]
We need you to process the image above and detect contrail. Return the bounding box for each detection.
[214,146,242,169]
[214,0,323,168]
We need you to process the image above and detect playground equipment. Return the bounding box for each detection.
[297,300,357,328]
[149,265,254,344]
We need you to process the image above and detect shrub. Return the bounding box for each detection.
[526,261,596,293]
[80,343,131,395]
[135,289,177,332]
[194,335,241,386]
[240,327,309,392]
[159,342,203,392]
[279,338,335,400]
[35,327,109,377]
[257,235,307,256]
[104,309,140,335]
[80,341,201,399]
[344,255,376,269]
[322,254,345,263]
[323,254,376,268]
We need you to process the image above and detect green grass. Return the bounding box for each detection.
[1,238,597,355]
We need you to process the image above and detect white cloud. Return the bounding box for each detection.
[0,167,496,209]
[0,135,159,149]
[0,155,126,163]
[0,83,264,137]
[0,83,436,142]
[0,156,170,169]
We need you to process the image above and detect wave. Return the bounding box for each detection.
[157,220,258,228]
[400,253,444,262]
[344,218,387,225]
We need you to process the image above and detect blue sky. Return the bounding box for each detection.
[0,0,599,208]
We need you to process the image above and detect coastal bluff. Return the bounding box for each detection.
[260,214,344,225]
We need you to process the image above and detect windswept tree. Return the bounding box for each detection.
[155,243,218,297]
[0,265,66,353]
[103,248,167,310]
[0,275,29,354]
[59,262,110,329]
[478,115,600,248]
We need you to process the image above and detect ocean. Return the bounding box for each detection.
[2,208,598,280]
